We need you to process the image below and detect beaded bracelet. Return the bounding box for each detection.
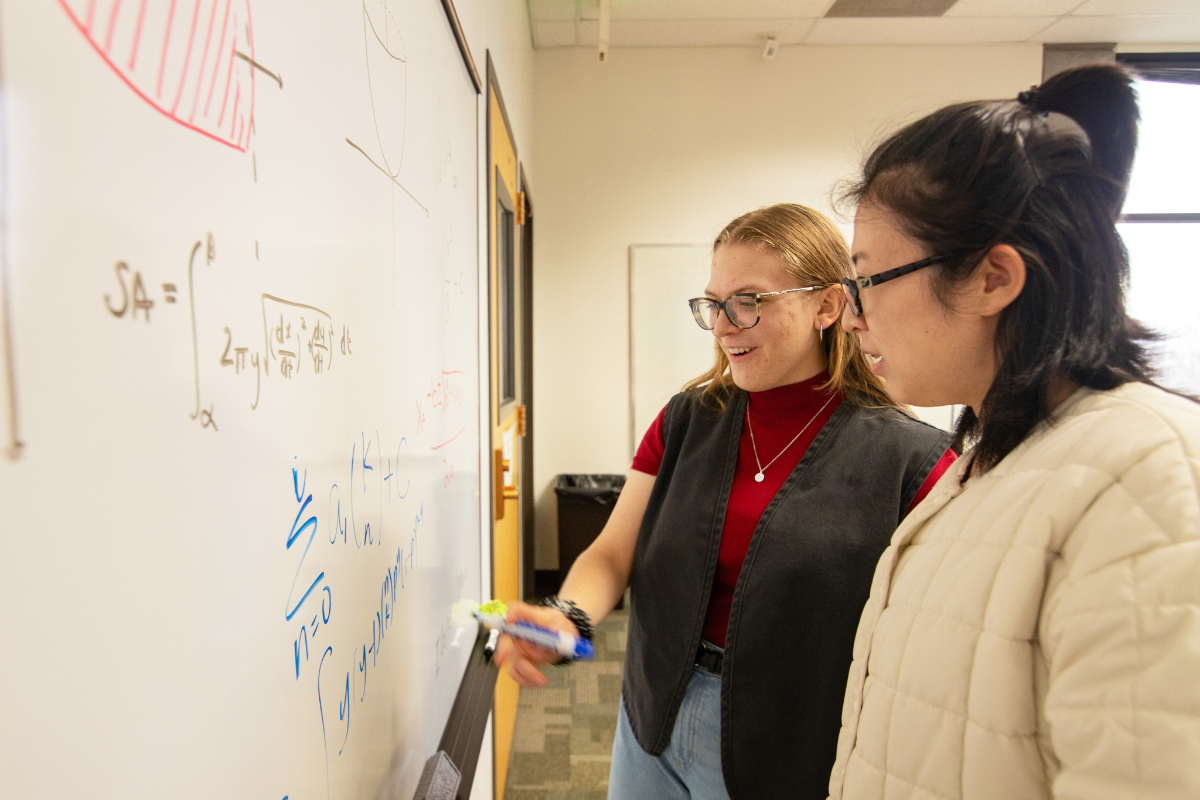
[541,595,595,643]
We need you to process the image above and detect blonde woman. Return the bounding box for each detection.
[498,204,954,799]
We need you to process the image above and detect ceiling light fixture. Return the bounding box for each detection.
[763,37,779,60]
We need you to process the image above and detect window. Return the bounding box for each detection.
[497,186,517,407]
[1117,64,1200,395]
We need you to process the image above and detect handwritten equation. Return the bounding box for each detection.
[224,296,354,409]
[415,370,464,437]
[285,448,429,786]
[101,236,354,425]
[95,231,471,797]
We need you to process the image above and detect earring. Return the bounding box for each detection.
[819,322,826,343]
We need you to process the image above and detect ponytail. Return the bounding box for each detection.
[839,64,1156,476]
[1027,64,1140,218]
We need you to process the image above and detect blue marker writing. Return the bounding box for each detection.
[473,611,594,662]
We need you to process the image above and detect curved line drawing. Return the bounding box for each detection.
[430,426,466,451]
[362,0,407,177]
[357,0,410,176]
[348,1,425,221]
[317,646,334,800]
[360,0,408,176]
[58,0,256,152]
[186,240,203,419]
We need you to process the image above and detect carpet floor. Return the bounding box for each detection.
[502,606,628,800]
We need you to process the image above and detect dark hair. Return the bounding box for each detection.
[840,64,1158,476]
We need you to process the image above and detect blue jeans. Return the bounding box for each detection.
[607,666,731,800]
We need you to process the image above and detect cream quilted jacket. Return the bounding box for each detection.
[829,382,1200,800]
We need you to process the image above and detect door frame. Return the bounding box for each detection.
[518,166,535,602]
[486,50,525,800]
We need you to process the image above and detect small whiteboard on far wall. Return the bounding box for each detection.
[630,245,716,455]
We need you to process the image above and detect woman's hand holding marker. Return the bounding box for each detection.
[492,600,579,688]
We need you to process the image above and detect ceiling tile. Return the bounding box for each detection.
[1072,1,1200,15]
[575,17,817,46]
[1033,15,1200,41]
[805,16,1056,43]
[577,0,834,21]
[945,0,1082,17]
[529,0,578,22]
[825,0,957,17]
[534,19,579,47]
[531,0,1200,47]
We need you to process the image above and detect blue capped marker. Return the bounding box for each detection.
[473,611,594,662]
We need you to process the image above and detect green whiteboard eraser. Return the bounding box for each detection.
[413,750,461,800]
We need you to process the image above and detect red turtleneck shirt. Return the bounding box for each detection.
[631,374,956,647]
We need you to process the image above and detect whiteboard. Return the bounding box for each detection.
[0,2,485,799]
[629,244,715,455]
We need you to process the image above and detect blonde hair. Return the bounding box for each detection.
[684,203,900,410]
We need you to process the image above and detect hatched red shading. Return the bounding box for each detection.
[59,0,256,152]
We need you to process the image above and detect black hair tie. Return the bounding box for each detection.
[1017,86,1039,109]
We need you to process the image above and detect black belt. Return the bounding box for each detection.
[694,640,724,674]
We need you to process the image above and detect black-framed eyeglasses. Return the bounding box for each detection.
[688,285,830,331]
[840,252,962,317]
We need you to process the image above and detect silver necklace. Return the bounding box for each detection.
[745,393,836,482]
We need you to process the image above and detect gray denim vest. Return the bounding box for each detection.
[623,387,951,799]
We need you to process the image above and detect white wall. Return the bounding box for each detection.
[460,0,537,181]
[531,43,1042,569]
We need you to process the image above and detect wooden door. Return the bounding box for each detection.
[487,55,525,800]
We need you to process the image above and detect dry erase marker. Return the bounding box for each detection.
[473,611,594,662]
[482,628,501,658]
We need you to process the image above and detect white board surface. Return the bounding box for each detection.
[629,245,715,455]
[0,2,484,799]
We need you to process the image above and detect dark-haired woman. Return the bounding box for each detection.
[495,203,954,799]
[829,65,1200,800]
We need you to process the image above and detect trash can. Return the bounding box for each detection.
[555,474,626,607]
